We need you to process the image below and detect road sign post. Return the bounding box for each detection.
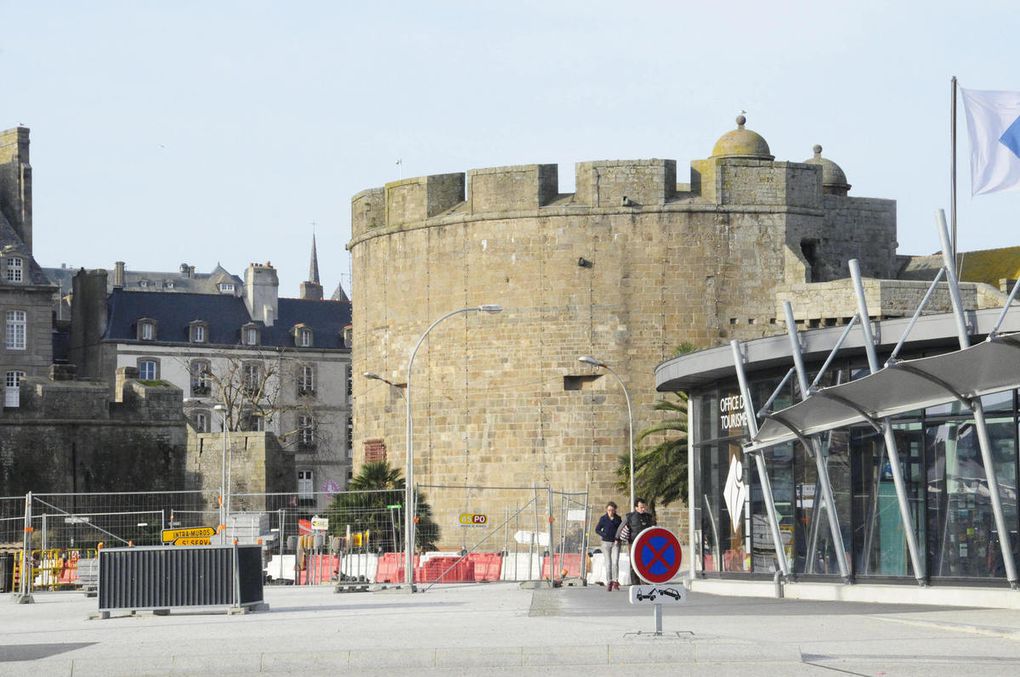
[629,527,685,636]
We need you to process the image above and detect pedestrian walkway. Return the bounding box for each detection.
[2,584,1020,675]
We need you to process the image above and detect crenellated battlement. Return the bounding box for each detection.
[348,152,880,242]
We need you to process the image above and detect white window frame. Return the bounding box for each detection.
[194,411,210,433]
[191,360,211,395]
[243,325,259,346]
[140,321,155,341]
[138,359,158,380]
[297,470,314,501]
[191,323,206,343]
[5,310,26,350]
[299,365,315,394]
[218,282,235,294]
[299,415,315,447]
[243,362,261,394]
[298,328,312,347]
[4,370,24,408]
[5,256,23,283]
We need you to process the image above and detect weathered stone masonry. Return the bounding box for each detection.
[347,119,897,542]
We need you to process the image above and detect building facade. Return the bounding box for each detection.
[70,258,354,508]
[0,127,57,405]
[656,306,1020,592]
[347,116,909,539]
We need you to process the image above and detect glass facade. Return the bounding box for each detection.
[691,360,1020,585]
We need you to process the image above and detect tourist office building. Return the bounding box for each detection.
[657,307,1020,593]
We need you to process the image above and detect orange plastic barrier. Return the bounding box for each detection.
[299,554,340,585]
[541,553,582,579]
[375,553,419,583]
[466,553,503,582]
[415,557,474,583]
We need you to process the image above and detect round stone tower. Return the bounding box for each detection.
[347,117,897,545]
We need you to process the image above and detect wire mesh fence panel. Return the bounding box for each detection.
[1,496,27,546]
[30,491,213,549]
[550,490,591,581]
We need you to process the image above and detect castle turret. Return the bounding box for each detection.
[299,234,324,301]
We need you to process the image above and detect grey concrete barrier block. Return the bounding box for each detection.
[609,643,696,664]
[523,644,609,666]
[168,653,263,674]
[348,647,437,669]
[695,642,802,663]
[260,651,349,672]
[435,646,524,668]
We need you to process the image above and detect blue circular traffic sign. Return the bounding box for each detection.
[630,526,682,584]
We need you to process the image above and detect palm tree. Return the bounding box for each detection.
[327,461,440,550]
[617,392,688,512]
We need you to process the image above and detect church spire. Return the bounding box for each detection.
[299,231,324,301]
[308,233,321,285]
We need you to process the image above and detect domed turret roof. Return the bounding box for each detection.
[804,145,851,195]
[710,115,774,160]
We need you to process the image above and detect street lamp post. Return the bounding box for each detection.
[213,404,229,543]
[404,304,503,590]
[578,356,634,510]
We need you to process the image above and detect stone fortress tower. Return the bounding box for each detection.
[347,116,897,543]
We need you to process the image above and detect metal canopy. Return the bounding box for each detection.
[748,333,1020,452]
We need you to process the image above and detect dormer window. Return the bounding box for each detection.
[218,282,235,294]
[138,318,157,341]
[294,325,313,348]
[189,321,208,344]
[139,279,150,288]
[164,280,175,289]
[4,256,23,283]
[242,323,260,346]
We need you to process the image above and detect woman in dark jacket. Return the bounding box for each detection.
[595,502,622,590]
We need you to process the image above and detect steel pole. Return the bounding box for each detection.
[603,365,635,510]
[730,341,789,575]
[849,259,926,584]
[937,211,1018,586]
[783,302,851,580]
[405,306,500,591]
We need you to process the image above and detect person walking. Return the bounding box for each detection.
[594,502,622,591]
[617,498,656,584]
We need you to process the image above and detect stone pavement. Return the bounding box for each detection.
[3,584,1020,675]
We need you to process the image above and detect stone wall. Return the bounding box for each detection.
[347,154,899,545]
[0,376,187,495]
[185,430,292,513]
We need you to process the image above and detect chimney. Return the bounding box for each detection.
[113,261,125,288]
[244,262,279,326]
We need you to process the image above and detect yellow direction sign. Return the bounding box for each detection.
[174,537,212,546]
[162,527,216,543]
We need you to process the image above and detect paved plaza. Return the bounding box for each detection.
[3,583,1020,675]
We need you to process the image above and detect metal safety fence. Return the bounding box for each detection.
[1,484,594,597]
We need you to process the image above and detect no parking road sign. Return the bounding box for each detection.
[630,526,682,584]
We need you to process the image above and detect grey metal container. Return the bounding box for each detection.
[98,545,264,612]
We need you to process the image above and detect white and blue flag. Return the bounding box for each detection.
[961,87,1020,195]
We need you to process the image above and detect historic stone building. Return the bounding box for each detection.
[347,115,916,538]
[70,251,354,508]
[0,127,58,404]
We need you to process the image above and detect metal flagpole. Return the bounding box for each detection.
[936,210,1018,587]
[730,340,790,576]
[848,260,926,585]
[951,76,958,262]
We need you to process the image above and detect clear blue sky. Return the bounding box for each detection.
[2,1,1018,296]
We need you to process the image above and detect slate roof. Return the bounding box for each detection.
[104,289,351,349]
[43,264,243,298]
[0,210,54,287]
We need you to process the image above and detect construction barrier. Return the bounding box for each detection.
[415,557,474,583]
[374,553,420,583]
[541,553,583,580]
[467,553,502,582]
